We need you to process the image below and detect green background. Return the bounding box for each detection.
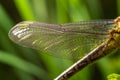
[0,0,120,80]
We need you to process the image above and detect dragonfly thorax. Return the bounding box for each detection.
[114,16,120,28]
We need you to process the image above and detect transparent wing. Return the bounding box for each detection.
[8,20,114,59]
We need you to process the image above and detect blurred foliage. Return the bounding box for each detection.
[0,0,120,80]
[107,73,120,80]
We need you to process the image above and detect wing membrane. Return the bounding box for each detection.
[8,20,114,59]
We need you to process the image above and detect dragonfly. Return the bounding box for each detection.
[8,16,120,80]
